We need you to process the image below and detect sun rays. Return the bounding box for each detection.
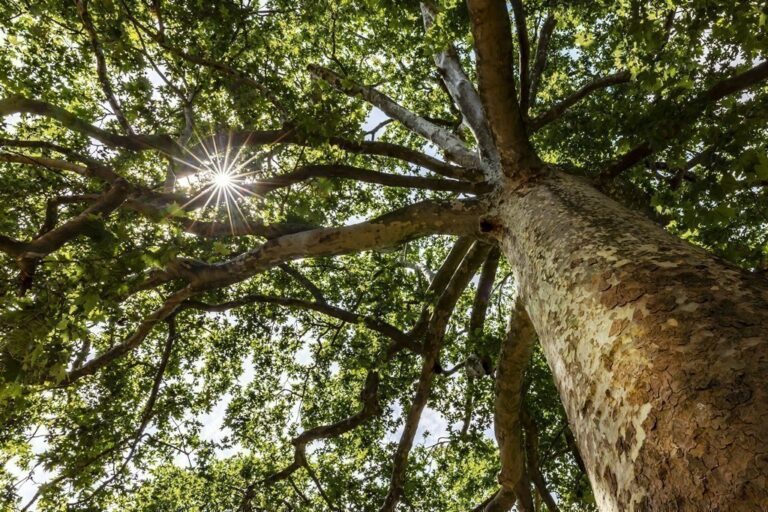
[171,131,268,236]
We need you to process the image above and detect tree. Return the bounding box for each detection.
[0,0,766,510]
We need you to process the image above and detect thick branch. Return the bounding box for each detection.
[509,0,531,115]
[380,242,491,511]
[469,246,501,340]
[486,297,536,511]
[600,60,768,180]
[420,3,498,166]
[149,199,485,290]
[239,164,483,195]
[459,246,500,435]
[174,217,316,239]
[522,410,561,512]
[531,71,631,130]
[63,202,479,384]
[308,65,483,170]
[528,14,557,110]
[0,96,176,153]
[0,181,128,260]
[466,0,538,174]
[76,0,133,134]
[407,236,474,340]
[0,153,91,177]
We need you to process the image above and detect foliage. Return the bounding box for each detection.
[0,0,765,510]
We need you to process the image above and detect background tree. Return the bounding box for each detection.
[0,0,767,511]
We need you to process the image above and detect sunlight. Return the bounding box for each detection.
[213,170,234,189]
[168,130,272,236]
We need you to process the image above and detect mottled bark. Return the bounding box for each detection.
[492,170,768,511]
[487,297,536,512]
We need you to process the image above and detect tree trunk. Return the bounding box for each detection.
[493,170,768,511]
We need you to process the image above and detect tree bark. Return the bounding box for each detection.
[492,170,768,511]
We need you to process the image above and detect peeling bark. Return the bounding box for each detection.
[488,297,535,512]
[495,170,768,511]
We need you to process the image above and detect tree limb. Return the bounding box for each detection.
[308,64,483,171]
[407,236,474,340]
[0,96,177,153]
[1,180,129,259]
[147,199,485,290]
[62,286,194,385]
[72,315,178,505]
[240,372,381,511]
[76,0,134,134]
[509,0,531,116]
[531,71,631,130]
[183,128,478,182]
[238,164,484,195]
[528,14,557,110]
[63,199,474,385]
[420,3,498,166]
[466,0,539,176]
[486,297,536,512]
[0,138,121,183]
[600,60,768,180]
[0,151,121,184]
[469,247,501,340]
[279,263,327,304]
[380,242,491,511]
[182,294,418,354]
[522,410,561,512]
[460,246,501,435]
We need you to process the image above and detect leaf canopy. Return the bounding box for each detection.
[0,0,766,510]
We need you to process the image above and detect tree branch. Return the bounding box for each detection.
[0,150,121,184]
[459,246,500,435]
[469,247,501,341]
[600,60,768,180]
[509,0,531,115]
[308,64,483,170]
[0,96,177,153]
[521,410,561,512]
[0,138,120,182]
[182,294,418,354]
[76,0,133,134]
[486,297,536,511]
[531,71,631,130]
[148,199,485,290]
[238,164,484,195]
[466,0,539,175]
[279,263,327,304]
[380,242,491,511]
[240,372,381,511]
[420,3,498,167]
[59,201,481,384]
[1,181,128,294]
[73,316,178,505]
[62,286,194,385]
[4,180,129,259]
[407,236,474,340]
[183,128,478,182]
[528,14,557,110]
